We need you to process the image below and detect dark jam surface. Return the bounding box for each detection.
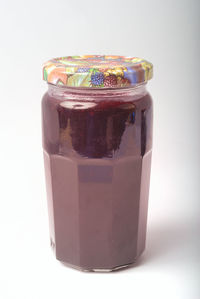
[42,88,153,270]
[42,91,152,158]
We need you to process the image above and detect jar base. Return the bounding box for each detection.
[83,262,136,272]
[59,259,137,273]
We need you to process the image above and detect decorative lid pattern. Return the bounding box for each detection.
[43,55,153,88]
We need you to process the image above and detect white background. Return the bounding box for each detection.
[0,0,200,298]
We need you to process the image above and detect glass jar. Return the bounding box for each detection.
[42,55,153,271]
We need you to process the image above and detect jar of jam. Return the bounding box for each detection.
[42,55,153,271]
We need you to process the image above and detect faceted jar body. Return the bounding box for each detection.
[42,84,153,271]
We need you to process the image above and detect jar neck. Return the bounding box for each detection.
[47,83,148,101]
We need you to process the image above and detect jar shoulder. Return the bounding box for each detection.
[42,90,153,108]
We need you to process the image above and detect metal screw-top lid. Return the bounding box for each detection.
[43,55,153,88]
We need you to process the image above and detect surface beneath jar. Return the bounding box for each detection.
[42,91,153,270]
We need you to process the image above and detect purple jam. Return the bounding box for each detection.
[42,86,153,271]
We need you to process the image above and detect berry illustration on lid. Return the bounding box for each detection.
[91,72,104,86]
